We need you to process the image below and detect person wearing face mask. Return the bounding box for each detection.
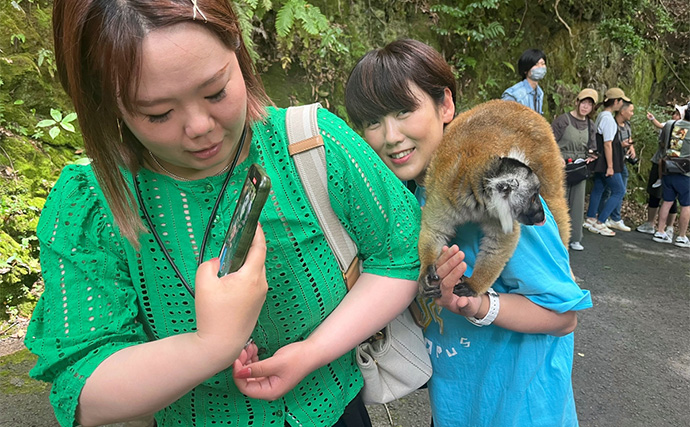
[501,48,547,115]
[551,89,599,251]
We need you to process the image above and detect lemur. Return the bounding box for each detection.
[418,99,570,298]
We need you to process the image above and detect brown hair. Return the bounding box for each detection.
[344,39,456,130]
[53,0,272,245]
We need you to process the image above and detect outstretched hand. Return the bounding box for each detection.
[233,341,314,401]
[433,245,482,317]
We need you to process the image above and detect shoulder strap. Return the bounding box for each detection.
[660,121,677,153]
[286,104,360,290]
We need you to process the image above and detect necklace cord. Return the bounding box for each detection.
[134,125,249,298]
[196,125,247,270]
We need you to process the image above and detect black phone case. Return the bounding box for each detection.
[218,163,271,277]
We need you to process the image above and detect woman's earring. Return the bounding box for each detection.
[116,119,124,144]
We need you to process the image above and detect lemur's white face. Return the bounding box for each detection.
[485,154,544,234]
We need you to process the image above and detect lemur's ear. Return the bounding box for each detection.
[496,178,519,196]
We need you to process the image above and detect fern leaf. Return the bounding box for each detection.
[275,3,295,37]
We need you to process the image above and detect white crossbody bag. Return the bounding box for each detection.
[286,103,432,406]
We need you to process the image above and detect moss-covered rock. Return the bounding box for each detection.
[0,1,77,321]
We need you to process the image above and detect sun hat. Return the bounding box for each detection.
[576,88,598,104]
[604,88,630,102]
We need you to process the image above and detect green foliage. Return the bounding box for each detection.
[36,48,56,78]
[430,0,506,73]
[35,108,77,139]
[595,0,675,56]
[599,18,647,55]
[10,33,25,46]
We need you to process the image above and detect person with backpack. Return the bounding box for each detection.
[583,88,629,236]
[636,104,686,236]
[652,102,690,248]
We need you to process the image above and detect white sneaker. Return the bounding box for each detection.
[583,218,597,231]
[665,227,674,241]
[653,231,672,244]
[651,179,662,188]
[606,219,631,232]
[674,236,690,248]
[570,241,584,251]
[589,222,616,236]
[636,222,655,234]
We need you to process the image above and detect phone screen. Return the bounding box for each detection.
[218,164,270,277]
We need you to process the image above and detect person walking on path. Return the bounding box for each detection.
[652,103,690,248]
[552,88,599,251]
[584,88,629,236]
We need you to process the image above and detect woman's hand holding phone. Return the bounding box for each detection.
[193,224,268,367]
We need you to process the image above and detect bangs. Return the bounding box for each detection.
[345,51,420,129]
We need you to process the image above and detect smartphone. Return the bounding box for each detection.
[218,163,271,277]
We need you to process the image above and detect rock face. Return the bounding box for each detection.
[1,1,83,320]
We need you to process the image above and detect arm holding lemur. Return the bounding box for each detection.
[432,202,591,337]
[433,246,577,336]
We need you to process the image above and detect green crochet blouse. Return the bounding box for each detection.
[25,107,421,427]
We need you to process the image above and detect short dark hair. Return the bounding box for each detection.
[345,39,456,129]
[517,49,546,80]
[686,103,690,121]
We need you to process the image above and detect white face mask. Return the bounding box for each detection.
[530,66,547,81]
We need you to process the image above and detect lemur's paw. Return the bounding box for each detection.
[452,277,477,297]
[419,265,442,299]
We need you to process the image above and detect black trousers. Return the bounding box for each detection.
[284,392,371,427]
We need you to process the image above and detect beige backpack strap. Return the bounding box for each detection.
[286,104,360,290]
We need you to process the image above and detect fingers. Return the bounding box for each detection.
[434,245,465,280]
[435,246,467,290]
[197,256,221,280]
[235,223,267,276]
[233,357,273,380]
[247,223,267,263]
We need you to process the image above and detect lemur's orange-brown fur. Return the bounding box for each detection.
[418,100,570,297]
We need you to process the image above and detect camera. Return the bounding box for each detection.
[625,155,639,165]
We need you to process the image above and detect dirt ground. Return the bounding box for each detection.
[1,219,689,426]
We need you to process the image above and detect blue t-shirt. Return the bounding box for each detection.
[416,187,592,427]
[501,79,544,115]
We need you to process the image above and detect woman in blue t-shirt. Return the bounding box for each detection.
[345,39,593,427]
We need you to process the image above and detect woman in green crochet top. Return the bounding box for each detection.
[25,1,421,426]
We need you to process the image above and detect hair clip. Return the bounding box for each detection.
[190,0,208,23]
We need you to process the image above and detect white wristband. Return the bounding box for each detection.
[466,288,500,327]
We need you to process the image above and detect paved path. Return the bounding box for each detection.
[1,228,688,426]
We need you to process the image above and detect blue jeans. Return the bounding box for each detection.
[588,172,625,222]
[598,165,628,221]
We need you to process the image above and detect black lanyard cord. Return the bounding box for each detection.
[133,126,248,298]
